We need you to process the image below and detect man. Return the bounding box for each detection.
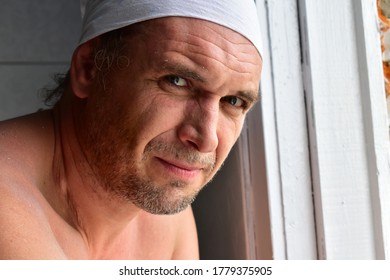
[0,0,262,259]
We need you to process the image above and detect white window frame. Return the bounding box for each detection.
[252,0,390,259]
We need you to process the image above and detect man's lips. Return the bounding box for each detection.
[155,157,202,180]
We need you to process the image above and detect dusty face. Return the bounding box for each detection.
[78,17,262,214]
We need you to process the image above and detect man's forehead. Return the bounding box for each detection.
[143,19,262,76]
[137,17,258,49]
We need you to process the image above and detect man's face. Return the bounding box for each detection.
[78,17,262,214]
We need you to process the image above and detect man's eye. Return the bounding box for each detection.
[222,96,246,108]
[165,75,188,87]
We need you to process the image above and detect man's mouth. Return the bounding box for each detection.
[155,157,203,181]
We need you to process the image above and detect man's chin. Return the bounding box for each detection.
[131,186,198,215]
[135,195,195,215]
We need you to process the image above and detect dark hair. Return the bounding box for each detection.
[42,27,128,107]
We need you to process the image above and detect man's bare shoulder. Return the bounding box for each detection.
[0,111,66,259]
[0,173,67,259]
[0,112,54,201]
[0,159,68,259]
[0,111,54,170]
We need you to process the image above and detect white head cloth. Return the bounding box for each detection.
[79,0,263,57]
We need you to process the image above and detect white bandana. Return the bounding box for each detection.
[79,0,263,57]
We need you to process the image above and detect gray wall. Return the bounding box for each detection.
[0,0,81,120]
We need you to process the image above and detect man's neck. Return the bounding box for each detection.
[51,98,141,258]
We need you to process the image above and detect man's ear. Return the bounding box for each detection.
[69,38,100,99]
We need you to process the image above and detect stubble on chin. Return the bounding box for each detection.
[115,139,217,215]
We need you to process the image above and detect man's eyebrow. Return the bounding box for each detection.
[237,90,260,104]
[161,62,206,82]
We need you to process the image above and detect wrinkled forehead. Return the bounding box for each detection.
[79,0,263,58]
[126,17,262,73]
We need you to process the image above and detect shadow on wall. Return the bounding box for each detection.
[192,143,249,260]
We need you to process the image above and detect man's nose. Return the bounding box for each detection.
[178,100,219,153]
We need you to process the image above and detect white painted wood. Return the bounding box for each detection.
[255,0,316,259]
[299,0,390,259]
[353,0,390,259]
[255,0,287,260]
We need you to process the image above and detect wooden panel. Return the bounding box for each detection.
[256,0,317,259]
[255,0,287,260]
[298,0,390,259]
[353,0,390,259]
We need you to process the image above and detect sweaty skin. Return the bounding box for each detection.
[0,17,262,259]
